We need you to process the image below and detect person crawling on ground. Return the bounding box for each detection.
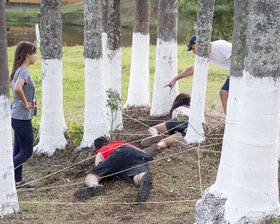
[73,136,154,202]
[141,93,191,156]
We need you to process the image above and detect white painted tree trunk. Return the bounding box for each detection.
[209,76,242,197]
[223,0,280,221]
[224,74,280,223]
[185,0,214,144]
[79,58,108,147]
[0,96,19,217]
[185,55,208,143]
[106,49,123,130]
[34,59,67,157]
[102,32,108,89]
[124,32,150,108]
[102,33,111,131]
[150,38,178,116]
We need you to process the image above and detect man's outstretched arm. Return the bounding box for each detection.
[164,65,194,89]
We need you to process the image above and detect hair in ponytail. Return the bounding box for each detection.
[9,41,36,83]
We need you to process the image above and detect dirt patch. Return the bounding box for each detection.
[4,107,224,224]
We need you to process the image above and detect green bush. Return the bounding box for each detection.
[178,0,234,41]
[106,88,122,132]
[66,120,84,145]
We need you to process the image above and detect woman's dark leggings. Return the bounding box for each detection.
[12,118,33,182]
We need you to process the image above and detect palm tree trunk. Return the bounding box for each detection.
[195,1,248,222]
[106,0,123,131]
[224,0,280,222]
[150,0,178,116]
[35,0,67,156]
[79,0,108,149]
[0,0,19,216]
[209,0,248,197]
[124,0,151,108]
[185,0,215,143]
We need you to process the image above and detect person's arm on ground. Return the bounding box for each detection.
[95,152,105,167]
[164,65,194,89]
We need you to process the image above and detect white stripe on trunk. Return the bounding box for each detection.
[102,32,108,90]
[106,48,123,131]
[224,72,280,223]
[0,95,19,217]
[79,58,108,148]
[209,76,242,198]
[185,55,208,143]
[124,32,150,108]
[150,38,178,116]
[34,59,67,157]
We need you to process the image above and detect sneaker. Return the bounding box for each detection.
[74,184,104,200]
[141,135,162,147]
[137,171,153,202]
[143,143,159,156]
[16,181,35,189]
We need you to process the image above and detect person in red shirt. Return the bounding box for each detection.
[74,137,154,202]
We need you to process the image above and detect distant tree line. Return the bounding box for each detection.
[178,0,234,42]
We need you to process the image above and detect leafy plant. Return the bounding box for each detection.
[175,110,188,122]
[210,103,216,111]
[106,88,122,132]
[66,120,84,145]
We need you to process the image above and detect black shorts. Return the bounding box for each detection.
[90,144,153,186]
[165,116,189,137]
[221,76,230,91]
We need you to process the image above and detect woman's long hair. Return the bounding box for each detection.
[169,93,191,119]
[9,41,36,83]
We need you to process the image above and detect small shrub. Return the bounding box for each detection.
[106,88,122,132]
[66,120,84,145]
[175,110,188,122]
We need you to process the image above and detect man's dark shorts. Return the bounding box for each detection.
[221,76,230,91]
[165,115,189,137]
[90,144,153,186]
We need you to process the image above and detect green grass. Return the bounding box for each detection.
[8,44,229,125]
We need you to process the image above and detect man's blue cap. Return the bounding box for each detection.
[187,35,196,51]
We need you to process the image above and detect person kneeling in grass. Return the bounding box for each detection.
[74,137,154,202]
[141,93,191,156]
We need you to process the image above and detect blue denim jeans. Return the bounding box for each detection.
[12,118,33,182]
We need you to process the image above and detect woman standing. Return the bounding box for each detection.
[10,41,37,189]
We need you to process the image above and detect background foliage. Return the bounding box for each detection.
[178,0,234,41]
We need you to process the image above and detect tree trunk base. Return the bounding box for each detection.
[194,188,228,224]
[195,188,280,224]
